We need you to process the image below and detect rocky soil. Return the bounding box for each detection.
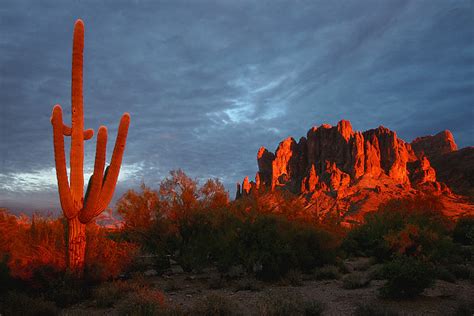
[63,258,474,316]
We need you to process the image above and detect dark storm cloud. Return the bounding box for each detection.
[1,0,473,213]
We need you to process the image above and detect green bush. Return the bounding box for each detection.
[453,216,474,245]
[379,256,434,298]
[283,269,303,286]
[447,264,473,280]
[0,255,24,295]
[176,209,243,273]
[302,301,325,316]
[435,266,456,283]
[313,265,341,280]
[158,210,337,281]
[238,215,337,281]
[235,278,262,292]
[343,196,454,262]
[342,272,370,289]
[37,270,90,308]
[93,281,125,308]
[258,292,324,316]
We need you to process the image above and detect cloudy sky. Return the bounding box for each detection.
[1,0,473,214]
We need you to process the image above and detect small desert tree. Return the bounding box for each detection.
[116,184,160,245]
[200,178,229,210]
[159,170,200,221]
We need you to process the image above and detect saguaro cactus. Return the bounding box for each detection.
[51,19,130,275]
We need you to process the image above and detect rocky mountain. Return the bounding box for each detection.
[236,120,474,222]
[412,131,474,198]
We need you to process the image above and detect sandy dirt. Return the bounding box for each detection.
[63,265,474,316]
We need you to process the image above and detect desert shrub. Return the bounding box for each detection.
[116,172,339,281]
[85,223,139,282]
[95,277,152,308]
[258,292,324,316]
[379,256,434,298]
[368,264,385,280]
[435,266,456,283]
[93,281,127,307]
[117,287,166,316]
[158,210,337,281]
[175,209,240,272]
[453,216,474,245]
[283,269,303,286]
[238,215,294,280]
[302,301,325,316]
[116,184,160,245]
[0,291,58,316]
[313,265,341,280]
[238,214,337,281]
[342,272,370,289]
[29,269,91,308]
[0,255,24,295]
[0,209,138,289]
[0,212,67,281]
[353,303,398,316]
[447,264,473,280]
[235,278,262,292]
[343,196,454,262]
[191,294,238,316]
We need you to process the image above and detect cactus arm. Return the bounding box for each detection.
[62,125,93,140]
[70,19,85,205]
[51,105,76,219]
[94,113,130,214]
[79,126,107,223]
[63,124,72,136]
[83,128,94,140]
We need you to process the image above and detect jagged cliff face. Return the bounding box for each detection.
[411,131,473,198]
[239,120,440,196]
[236,120,474,221]
[411,130,458,160]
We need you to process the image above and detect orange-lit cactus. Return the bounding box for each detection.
[51,19,130,275]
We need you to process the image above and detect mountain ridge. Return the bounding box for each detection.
[236,120,474,222]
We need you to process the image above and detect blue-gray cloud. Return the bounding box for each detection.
[1,0,473,214]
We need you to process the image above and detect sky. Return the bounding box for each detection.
[1,0,473,215]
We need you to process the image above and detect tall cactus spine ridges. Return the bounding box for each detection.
[51,19,130,275]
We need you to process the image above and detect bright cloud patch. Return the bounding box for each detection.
[0,162,144,193]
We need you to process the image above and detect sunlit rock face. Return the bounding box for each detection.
[243,120,443,194]
[411,130,458,161]
[411,132,473,197]
[237,120,474,220]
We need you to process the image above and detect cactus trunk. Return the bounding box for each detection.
[51,19,130,276]
[70,18,85,208]
[67,217,86,275]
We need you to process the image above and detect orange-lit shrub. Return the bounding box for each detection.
[0,210,66,281]
[342,195,456,262]
[0,209,138,284]
[85,224,139,282]
[116,287,166,315]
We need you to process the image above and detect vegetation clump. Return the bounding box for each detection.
[379,256,435,298]
[2,170,474,312]
[342,272,370,289]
